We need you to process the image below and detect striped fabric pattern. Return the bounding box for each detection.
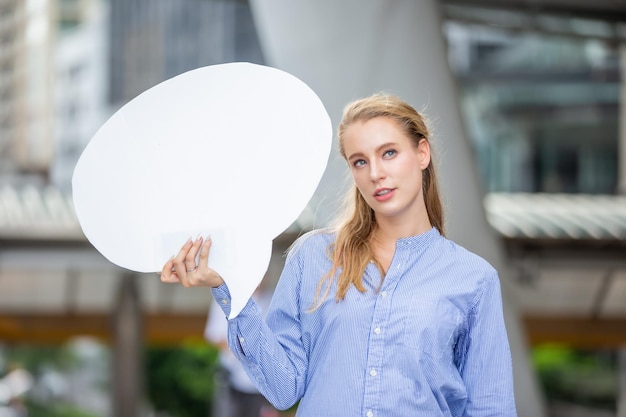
[212,227,517,417]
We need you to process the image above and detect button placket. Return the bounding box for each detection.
[363,281,391,416]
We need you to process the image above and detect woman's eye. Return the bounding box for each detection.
[353,159,366,167]
[383,149,396,158]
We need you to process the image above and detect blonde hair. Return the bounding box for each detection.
[311,93,444,309]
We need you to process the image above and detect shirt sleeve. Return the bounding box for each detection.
[210,249,308,411]
[459,273,518,417]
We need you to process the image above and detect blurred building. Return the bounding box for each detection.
[446,19,619,195]
[108,0,263,106]
[52,0,110,190]
[441,6,626,414]
[0,0,56,181]
[441,3,626,345]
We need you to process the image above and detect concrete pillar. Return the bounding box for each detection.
[112,273,144,417]
[614,47,626,412]
[618,44,626,195]
[249,1,546,415]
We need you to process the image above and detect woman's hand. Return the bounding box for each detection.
[160,236,225,288]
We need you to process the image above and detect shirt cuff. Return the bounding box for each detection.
[211,284,232,318]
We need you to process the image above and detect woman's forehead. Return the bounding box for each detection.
[342,118,412,156]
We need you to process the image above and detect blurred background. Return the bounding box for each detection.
[0,0,625,416]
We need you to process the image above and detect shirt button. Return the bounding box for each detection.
[381,291,387,298]
[370,369,377,377]
[221,299,228,305]
[374,327,381,335]
[366,411,374,417]
[239,337,245,343]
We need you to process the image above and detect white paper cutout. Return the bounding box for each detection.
[72,62,332,317]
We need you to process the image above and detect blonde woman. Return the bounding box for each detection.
[161,93,517,417]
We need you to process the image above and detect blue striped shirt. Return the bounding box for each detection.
[212,227,517,416]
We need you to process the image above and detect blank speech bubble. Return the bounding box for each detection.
[72,62,332,317]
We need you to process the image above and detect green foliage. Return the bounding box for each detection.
[4,344,78,374]
[1,343,104,417]
[145,341,220,417]
[25,399,101,417]
[532,344,617,410]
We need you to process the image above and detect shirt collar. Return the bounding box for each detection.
[395,226,440,252]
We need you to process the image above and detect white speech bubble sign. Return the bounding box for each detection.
[72,62,332,317]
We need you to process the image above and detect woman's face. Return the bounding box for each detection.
[342,116,430,223]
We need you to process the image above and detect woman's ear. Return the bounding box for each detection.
[417,138,431,170]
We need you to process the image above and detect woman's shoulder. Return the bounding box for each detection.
[286,228,335,259]
[432,238,501,305]
[437,235,498,278]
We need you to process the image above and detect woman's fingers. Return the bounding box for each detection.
[161,235,224,288]
[160,256,179,283]
[185,236,204,271]
[198,236,211,271]
[191,236,224,287]
[172,238,194,283]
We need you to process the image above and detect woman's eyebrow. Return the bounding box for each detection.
[347,142,398,161]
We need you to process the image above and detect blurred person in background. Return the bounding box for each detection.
[162,93,517,416]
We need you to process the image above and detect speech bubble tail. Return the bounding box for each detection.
[229,293,252,319]
[223,238,273,319]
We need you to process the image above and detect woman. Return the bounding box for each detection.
[161,93,518,416]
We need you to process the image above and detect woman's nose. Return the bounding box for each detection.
[369,161,386,181]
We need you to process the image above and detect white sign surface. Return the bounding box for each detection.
[72,62,332,317]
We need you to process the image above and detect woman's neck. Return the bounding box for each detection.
[373,215,432,245]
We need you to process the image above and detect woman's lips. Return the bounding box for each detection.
[374,188,395,202]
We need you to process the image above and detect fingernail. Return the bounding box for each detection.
[196,233,202,242]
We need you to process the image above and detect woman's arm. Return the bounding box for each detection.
[161,234,309,410]
[212,248,309,410]
[459,273,518,417]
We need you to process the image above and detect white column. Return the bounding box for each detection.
[249,1,546,416]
